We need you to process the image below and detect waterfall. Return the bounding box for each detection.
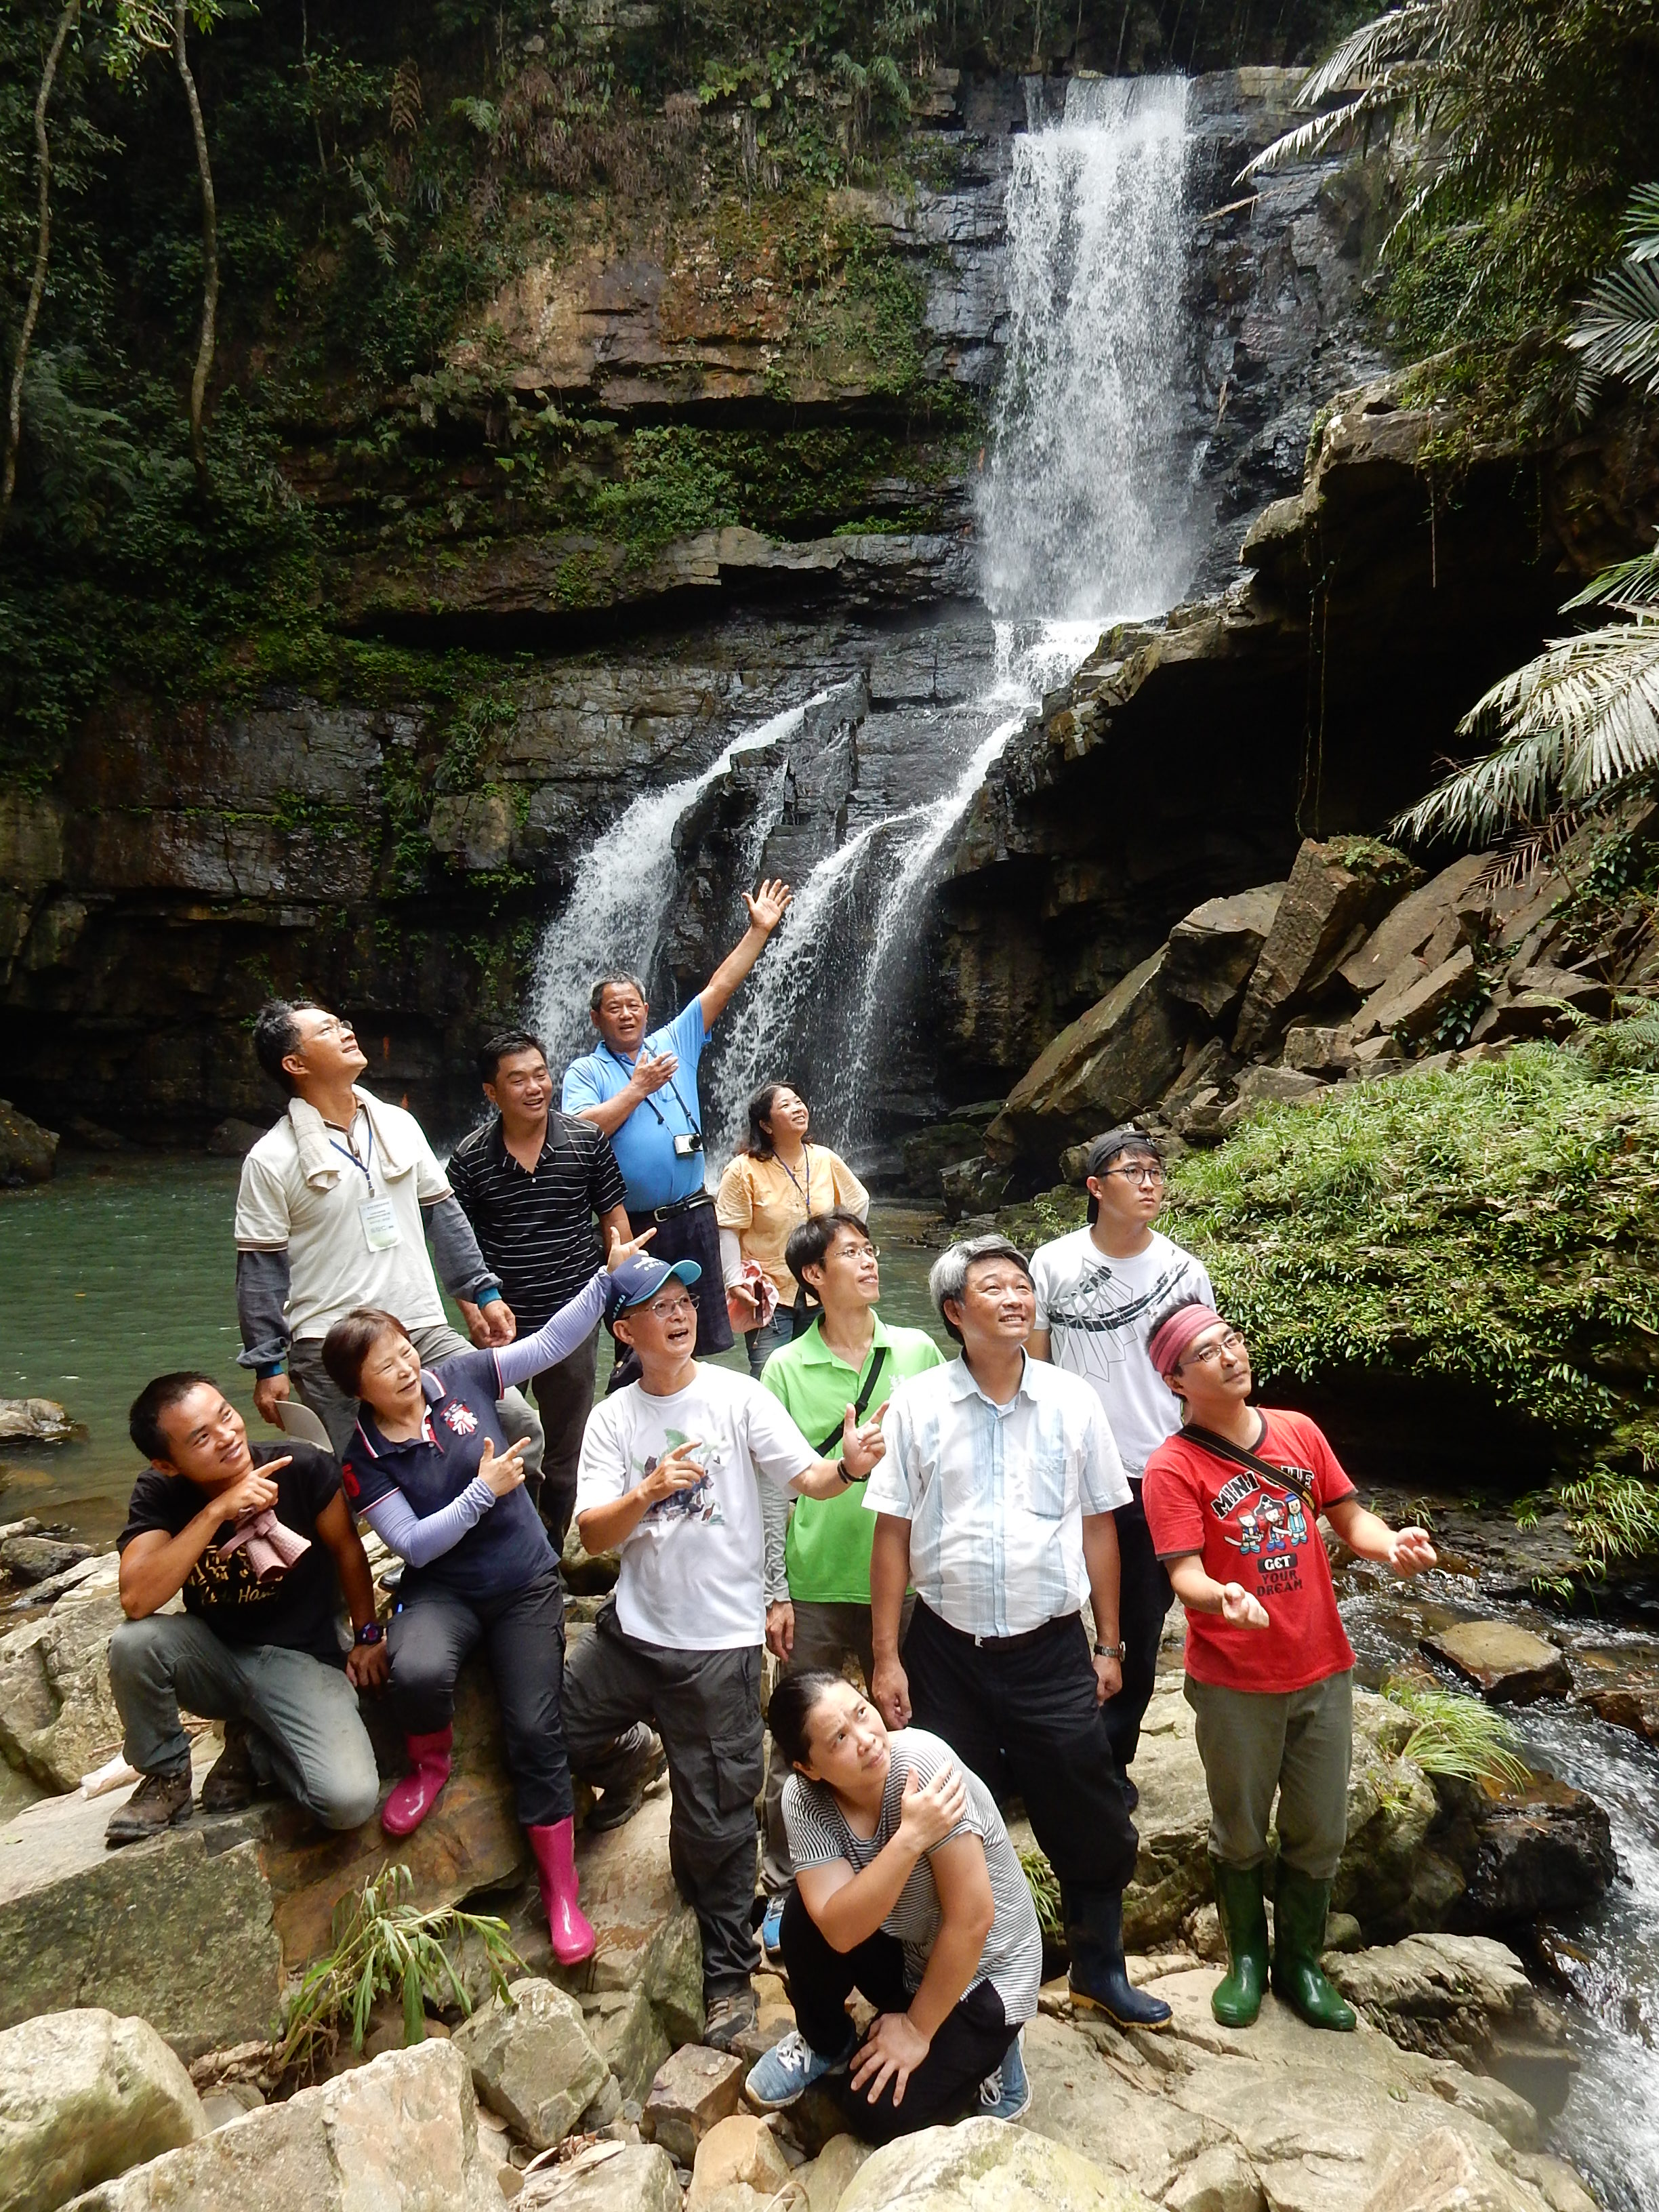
[979,75,1194,620]
[529,696,824,1073]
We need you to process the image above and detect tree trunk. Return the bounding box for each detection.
[2,0,81,534]
[173,1,218,495]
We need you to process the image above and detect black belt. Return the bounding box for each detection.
[637,1191,714,1227]
[918,1598,1073,1654]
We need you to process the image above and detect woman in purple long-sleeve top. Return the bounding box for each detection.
[322,1232,659,1965]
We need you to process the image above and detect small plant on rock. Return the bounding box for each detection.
[1382,1678,1532,1793]
[1019,1845,1063,1938]
[276,1863,523,2075]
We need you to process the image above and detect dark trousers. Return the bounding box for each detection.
[1099,1483,1174,1777]
[529,1325,600,1553]
[562,1599,762,1999]
[386,1566,571,1828]
[905,1601,1138,1900]
[608,1200,731,1392]
[780,1886,1014,2144]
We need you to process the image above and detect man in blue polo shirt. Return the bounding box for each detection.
[562,877,792,1378]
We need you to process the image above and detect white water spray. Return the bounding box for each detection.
[979,75,1193,620]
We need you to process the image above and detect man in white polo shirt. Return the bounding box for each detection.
[865,1233,1171,2032]
[234,998,543,1473]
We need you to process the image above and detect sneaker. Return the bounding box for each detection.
[745,2026,853,2109]
[587,1731,668,1834]
[759,1892,786,1970]
[979,2030,1031,2121]
[200,1719,264,1814]
[702,1987,759,2053]
[104,1766,193,1848]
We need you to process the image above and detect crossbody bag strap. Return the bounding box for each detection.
[814,1343,891,1458]
[1181,1420,1318,1510]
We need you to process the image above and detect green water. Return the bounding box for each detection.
[0,1158,949,1550]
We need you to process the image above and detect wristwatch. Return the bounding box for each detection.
[354,1622,385,1647]
[1094,1639,1128,1661]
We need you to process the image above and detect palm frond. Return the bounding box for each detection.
[1619,182,1659,263]
[1568,257,1659,396]
[1563,539,1659,614]
[1294,1,1446,109]
[1467,808,1583,895]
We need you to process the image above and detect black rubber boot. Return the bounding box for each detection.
[1208,1856,1268,2028]
[1065,1885,1172,2030]
[1270,1865,1356,2032]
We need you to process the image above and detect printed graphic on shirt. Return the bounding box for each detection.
[1211,1467,1315,1597]
[1042,1252,1204,1393]
[638,1429,725,1527]
[185,1543,283,1612]
[441,1400,479,1437]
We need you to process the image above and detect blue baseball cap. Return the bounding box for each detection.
[605,1254,703,1320]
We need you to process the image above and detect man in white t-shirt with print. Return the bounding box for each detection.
[1028,1126,1214,1797]
[565,1253,887,2052]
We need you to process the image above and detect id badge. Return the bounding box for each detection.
[360,1195,401,1251]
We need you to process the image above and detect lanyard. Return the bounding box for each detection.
[602,1042,701,1139]
[777,1145,813,1212]
[327,1113,375,1186]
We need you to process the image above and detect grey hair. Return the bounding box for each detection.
[589,972,649,1013]
[928,1235,1033,1346]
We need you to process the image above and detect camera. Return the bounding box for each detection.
[673,1131,704,1158]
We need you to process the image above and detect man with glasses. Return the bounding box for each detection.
[1027,1127,1214,1799]
[235,999,544,1473]
[562,880,793,1381]
[750,1208,945,1890]
[563,1250,886,2051]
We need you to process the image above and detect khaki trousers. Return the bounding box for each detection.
[1185,1667,1353,1881]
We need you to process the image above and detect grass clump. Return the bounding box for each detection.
[1163,1042,1659,1471]
[1381,1678,1532,1793]
[277,1864,522,2075]
[1019,1845,1063,1939]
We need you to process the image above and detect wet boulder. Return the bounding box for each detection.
[0,1400,77,1446]
[1421,1622,1572,1706]
[0,1101,58,1185]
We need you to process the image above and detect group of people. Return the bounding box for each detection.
[99,872,1439,2142]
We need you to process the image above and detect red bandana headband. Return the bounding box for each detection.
[1147,1303,1226,1378]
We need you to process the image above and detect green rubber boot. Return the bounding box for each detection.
[1270,1865,1357,2032]
[1208,1858,1269,2028]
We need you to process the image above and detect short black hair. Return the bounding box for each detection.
[478,1028,547,1084]
[785,1208,874,1305]
[589,973,648,1013]
[253,998,327,1094]
[1085,1126,1163,1226]
[766,1668,844,1769]
[129,1371,220,1462]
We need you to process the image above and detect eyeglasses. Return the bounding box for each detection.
[644,1294,697,1320]
[304,1015,352,1041]
[1181,1330,1246,1368]
[1101,1164,1165,1187]
[832,1243,880,1261]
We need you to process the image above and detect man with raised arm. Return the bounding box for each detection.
[105,1370,384,1847]
[863,1233,1172,2032]
[561,878,792,1371]
[562,1247,886,2052]
[234,998,544,1473]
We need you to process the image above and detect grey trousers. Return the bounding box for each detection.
[529,1325,600,1553]
[563,1599,764,2002]
[760,1595,915,1891]
[107,1612,382,1830]
[290,1320,545,1475]
[1185,1667,1354,1881]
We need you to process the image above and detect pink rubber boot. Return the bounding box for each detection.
[381,1727,452,1838]
[528,1817,596,1965]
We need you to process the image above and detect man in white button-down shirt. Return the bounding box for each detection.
[863,1235,1172,2031]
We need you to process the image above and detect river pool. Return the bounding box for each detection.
[0,1154,949,1548]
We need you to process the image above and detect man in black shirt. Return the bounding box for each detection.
[106,1371,386,1847]
[449,1029,630,1550]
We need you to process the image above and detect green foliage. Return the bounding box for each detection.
[1520,1466,1659,1578]
[1163,1043,1659,1469]
[1380,1678,1532,1791]
[1019,1845,1063,1938]
[277,1863,522,2075]
[592,427,740,562]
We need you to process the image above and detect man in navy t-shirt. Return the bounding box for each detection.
[562,877,792,1374]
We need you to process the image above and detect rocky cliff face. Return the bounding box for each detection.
[1,69,1387,1141]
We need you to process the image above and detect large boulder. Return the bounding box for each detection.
[1233,838,1417,1056]
[451,1977,609,2150]
[1421,1622,1572,1706]
[56,2040,501,2212]
[640,2043,745,2164]
[551,1790,703,2049]
[0,2009,206,2212]
[1000,947,1188,1161]
[1164,884,1287,1022]
[1361,2128,1555,2212]
[0,1101,58,1184]
[0,1399,77,1445]
[1338,856,1487,999]
[838,2116,1157,2212]
[0,1582,130,1794]
[518,2140,681,2211]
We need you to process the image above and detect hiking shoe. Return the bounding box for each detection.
[105,1766,192,1848]
[759,1891,786,1970]
[703,1987,758,2053]
[200,1719,265,1814]
[979,2030,1031,2121]
[587,1729,668,1833]
[745,2026,853,2109]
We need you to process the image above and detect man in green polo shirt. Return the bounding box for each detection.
[756,1206,945,1889]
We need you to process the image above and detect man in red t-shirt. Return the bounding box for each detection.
[1141,1302,1436,2033]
